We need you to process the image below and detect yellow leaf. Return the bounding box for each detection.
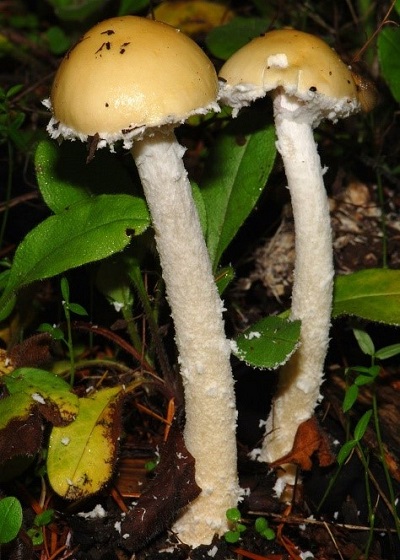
[47,386,123,499]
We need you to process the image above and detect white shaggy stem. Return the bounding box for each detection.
[260,93,334,467]
[131,130,240,546]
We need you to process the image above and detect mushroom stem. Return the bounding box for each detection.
[131,129,240,546]
[260,93,334,467]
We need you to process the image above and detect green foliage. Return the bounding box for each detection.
[38,277,88,384]
[0,194,150,320]
[323,328,400,544]
[0,497,23,544]
[224,508,247,543]
[0,85,26,149]
[254,516,275,540]
[233,316,301,370]
[45,26,71,55]
[35,139,137,213]
[1,367,79,429]
[224,510,275,543]
[378,26,400,102]
[45,0,109,21]
[27,509,55,546]
[47,382,144,499]
[333,269,400,325]
[201,110,276,271]
[205,17,269,60]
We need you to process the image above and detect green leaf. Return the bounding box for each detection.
[233,316,300,369]
[260,527,275,540]
[378,27,400,102]
[34,139,137,214]
[224,530,241,543]
[0,497,23,544]
[96,258,134,311]
[46,0,108,21]
[353,409,372,442]
[354,372,379,387]
[206,17,269,60]
[343,384,359,413]
[45,26,71,55]
[353,329,375,357]
[0,194,149,320]
[66,302,88,316]
[337,440,357,465]
[375,343,400,361]
[226,507,241,522]
[47,385,124,499]
[37,323,65,340]
[254,517,268,533]
[201,111,276,270]
[215,265,235,295]
[118,0,149,15]
[60,276,70,301]
[34,509,55,527]
[3,367,79,425]
[333,269,400,325]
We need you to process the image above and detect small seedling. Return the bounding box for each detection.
[254,516,275,540]
[38,276,87,385]
[224,507,247,543]
[224,510,275,544]
[27,509,55,546]
[319,328,400,554]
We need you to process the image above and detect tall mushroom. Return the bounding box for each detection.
[219,29,369,485]
[44,15,240,546]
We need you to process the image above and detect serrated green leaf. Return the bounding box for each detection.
[333,269,400,325]
[201,111,276,270]
[0,194,149,320]
[34,139,138,214]
[233,316,300,369]
[4,368,79,424]
[353,409,372,442]
[206,17,269,60]
[47,386,123,499]
[0,497,23,544]
[378,27,400,102]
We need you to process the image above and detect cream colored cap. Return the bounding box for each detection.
[45,16,219,148]
[219,29,361,121]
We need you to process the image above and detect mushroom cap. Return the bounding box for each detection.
[46,16,219,147]
[218,29,361,122]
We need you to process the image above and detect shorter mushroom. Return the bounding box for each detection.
[219,29,374,485]
[45,15,240,546]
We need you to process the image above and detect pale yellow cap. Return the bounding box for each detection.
[45,16,219,147]
[219,29,361,121]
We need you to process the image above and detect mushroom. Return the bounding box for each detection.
[44,15,240,546]
[219,29,370,485]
